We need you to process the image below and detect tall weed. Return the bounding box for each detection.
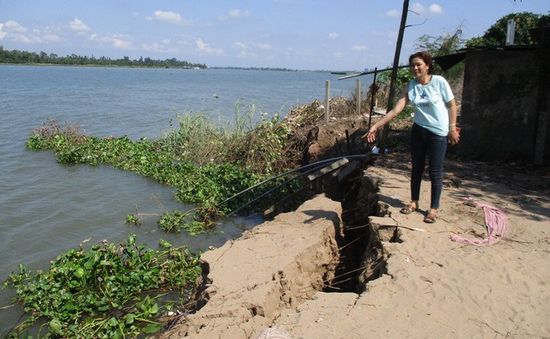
[158,106,291,174]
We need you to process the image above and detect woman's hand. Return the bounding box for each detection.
[448,127,460,145]
[362,90,406,144]
[362,125,379,143]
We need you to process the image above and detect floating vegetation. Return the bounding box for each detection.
[125,213,142,226]
[2,235,201,338]
[25,116,297,235]
[158,210,203,235]
[8,97,375,338]
[13,99,365,337]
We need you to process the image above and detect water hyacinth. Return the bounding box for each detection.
[3,235,201,338]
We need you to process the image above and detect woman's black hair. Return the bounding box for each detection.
[409,51,433,74]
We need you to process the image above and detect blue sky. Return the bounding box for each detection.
[0,0,548,71]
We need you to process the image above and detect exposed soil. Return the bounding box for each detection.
[159,98,550,339]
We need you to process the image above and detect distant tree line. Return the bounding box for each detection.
[0,46,207,69]
[210,66,299,72]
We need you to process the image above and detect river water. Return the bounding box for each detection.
[0,65,364,333]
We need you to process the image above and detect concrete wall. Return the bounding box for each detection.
[458,49,550,163]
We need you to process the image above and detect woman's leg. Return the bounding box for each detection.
[427,132,448,209]
[410,124,426,204]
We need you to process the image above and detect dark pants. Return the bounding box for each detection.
[410,123,447,209]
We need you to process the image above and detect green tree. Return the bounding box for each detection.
[414,27,466,80]
[466,12,548,47]
[415,26,464,56]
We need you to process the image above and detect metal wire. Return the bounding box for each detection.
[224,154,370,216]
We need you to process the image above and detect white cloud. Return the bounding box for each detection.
[11,33,42,43]
[328,32,339,40]
[5,20,27,32]
[386,9,400,17]
[411,2,425,15]
[196,38,223,56]
[228,9,250,18]
[429,4,443,14]
[0,22,60,43]
[112,37,132,49]
[352,45,367,51]
[69,18,90,32]
[32,27,61,42]
[0,20,61,44]
[334,52,343,58]
[257,43,272,50]
[90,33,132,49]
[142,41,177,53]
[151,10,190,25]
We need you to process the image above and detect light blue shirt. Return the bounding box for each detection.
[407,75,454,136]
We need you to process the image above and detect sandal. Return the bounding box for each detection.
[424,212,437,223]
[400,205,416,215]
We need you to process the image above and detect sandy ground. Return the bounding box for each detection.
[162,156,550,339]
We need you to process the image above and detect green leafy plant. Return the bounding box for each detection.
[2,235,201,338]
[158,211,188,233]
[125,213,141,226]
[157,210,211,235]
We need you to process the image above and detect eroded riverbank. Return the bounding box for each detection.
[161,162,550,338]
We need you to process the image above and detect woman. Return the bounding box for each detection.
[364,51,459,223]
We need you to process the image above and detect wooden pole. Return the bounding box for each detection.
[379,0,409,151]
[325,80,330,123]
[367,67,378,132]
[355,79,361,115]
[534,23,550,165]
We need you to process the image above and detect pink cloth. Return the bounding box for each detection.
[450,198,508,246]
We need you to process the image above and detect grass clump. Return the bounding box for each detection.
[2,235,201,338]
[160,111,291,174]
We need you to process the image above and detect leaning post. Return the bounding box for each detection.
[355,79,361,115]
[380,0,409,152]
[325,80,330,123]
